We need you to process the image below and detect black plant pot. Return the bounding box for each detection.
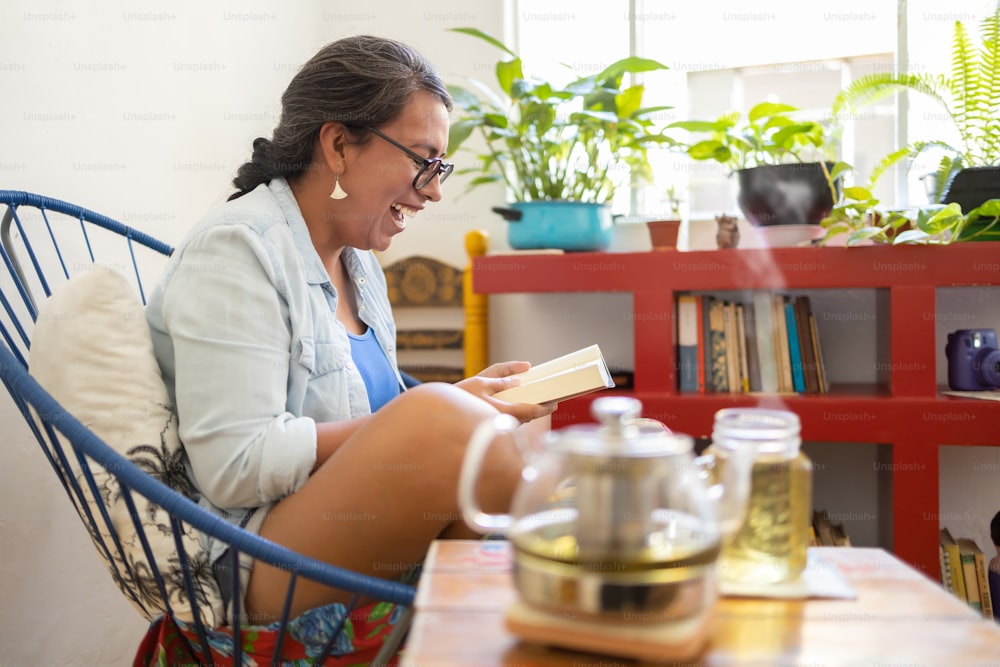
[941,166,1000,212]
[736,162,840,227]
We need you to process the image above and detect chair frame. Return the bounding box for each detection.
[0,190,415,666]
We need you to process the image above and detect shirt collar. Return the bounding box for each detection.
[268,177,331,286]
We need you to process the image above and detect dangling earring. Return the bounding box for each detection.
[329,174,348,200]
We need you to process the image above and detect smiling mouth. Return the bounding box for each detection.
[391,203,418,228]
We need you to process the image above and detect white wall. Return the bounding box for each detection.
[0,0,507,663]
[2,2,998,663]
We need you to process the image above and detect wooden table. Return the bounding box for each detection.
[401,540,1000,666]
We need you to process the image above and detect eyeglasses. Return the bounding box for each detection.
[366,127,454,190]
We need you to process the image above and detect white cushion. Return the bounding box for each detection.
[28,265,224,627]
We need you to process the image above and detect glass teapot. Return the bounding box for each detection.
[458,396,754,622]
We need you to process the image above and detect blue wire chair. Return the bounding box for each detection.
[0,190,416,666]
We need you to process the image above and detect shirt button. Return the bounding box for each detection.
[357,277,366,285]
[345,361,354,370]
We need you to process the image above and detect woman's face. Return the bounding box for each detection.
[333,90,450,252]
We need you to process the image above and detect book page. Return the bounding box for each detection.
[507,344,603,384]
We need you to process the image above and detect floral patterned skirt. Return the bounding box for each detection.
[133,599,403,666]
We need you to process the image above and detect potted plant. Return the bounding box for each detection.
[646,184,684,251]
[446,28,673,251]
[819,161,1000,245]
[831,2,1000,207]
[668,101,840,245]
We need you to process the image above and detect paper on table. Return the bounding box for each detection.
[719,551,857,600]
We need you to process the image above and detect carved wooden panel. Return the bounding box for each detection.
[384,256,463,308]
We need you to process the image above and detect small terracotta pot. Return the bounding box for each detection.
[647,219,681,251]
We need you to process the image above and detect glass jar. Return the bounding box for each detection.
[704,408,812,585]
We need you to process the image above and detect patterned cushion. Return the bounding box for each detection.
[28,265,224,627]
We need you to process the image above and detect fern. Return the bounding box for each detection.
[832,2,1000,198]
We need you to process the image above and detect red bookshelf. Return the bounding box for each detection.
[474,244,1000,579]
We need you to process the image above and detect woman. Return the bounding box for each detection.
[145,35,553,625]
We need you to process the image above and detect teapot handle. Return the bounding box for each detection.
[458,413,521,534]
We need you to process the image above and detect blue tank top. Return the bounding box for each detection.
[348,327,400,412]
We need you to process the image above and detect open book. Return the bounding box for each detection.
[493,344,615,405]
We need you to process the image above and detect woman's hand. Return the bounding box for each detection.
[455,361,556,423]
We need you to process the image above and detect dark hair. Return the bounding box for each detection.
[992,510,1000,547]
[228,35,452,201]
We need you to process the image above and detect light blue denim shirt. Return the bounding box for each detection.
[146,178,402,540]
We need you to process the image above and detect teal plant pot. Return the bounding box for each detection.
[492,201,614,252]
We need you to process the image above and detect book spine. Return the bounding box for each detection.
[743,301,762,392]
[701,295,714,392]
[772,294,792,392]
[735,303,749,393]
[676,295,699,393]
[784,300,806,393]
[974,550,993,619]
[752,292,779,393]
[695,295,707,393]
[808,312,829,393]
[723,302,739,393]
[794,296,820,394]
[709,300,728,393]
[962,552,981,612]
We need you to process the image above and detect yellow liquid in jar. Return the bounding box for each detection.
[716,451,812,585]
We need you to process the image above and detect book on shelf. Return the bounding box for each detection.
[939,528,968,602]
[695,295,707,392]
[708,299,728,392]
[772,295,793,393]
[808,312,830,394]
[492,344,615,405]
[940,544,954,594]
[700,295,713,392]
[941,390,1000,401]
[742,301,762,393]
[723,302,740,393]
[751,291,780,393]
[676,294,700,393]
[957,538,983,614]
[812,509,852,547]
[955,537,994,619]
[676,291,830,396]
[735,303,751,393]
[794,296,821,394]
[784,299,807,393]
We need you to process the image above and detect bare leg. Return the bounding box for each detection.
[245,382,529,620]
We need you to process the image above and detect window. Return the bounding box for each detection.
[515,0,992,218]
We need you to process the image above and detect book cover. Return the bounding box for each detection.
[676,295,699,393]
[967,539,993,619]
[708,299,728,393]
[957,538,982,613]
[695,295,707,393]
[939,544,953,593]
[784,300,806,393]
[722,302,736,393]
[751,291,779,393]
[735,303,750,393]
[940,528,967,602]
[808,312,830,394]
[700,295,714,392]
[772,294,792,393]
[794,295,820,394]
[493,344,615,405]
[742,301,762,393]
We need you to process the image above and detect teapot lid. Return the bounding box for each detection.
[552,396,691,457]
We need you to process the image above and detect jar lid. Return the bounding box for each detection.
[712,407,801,453]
